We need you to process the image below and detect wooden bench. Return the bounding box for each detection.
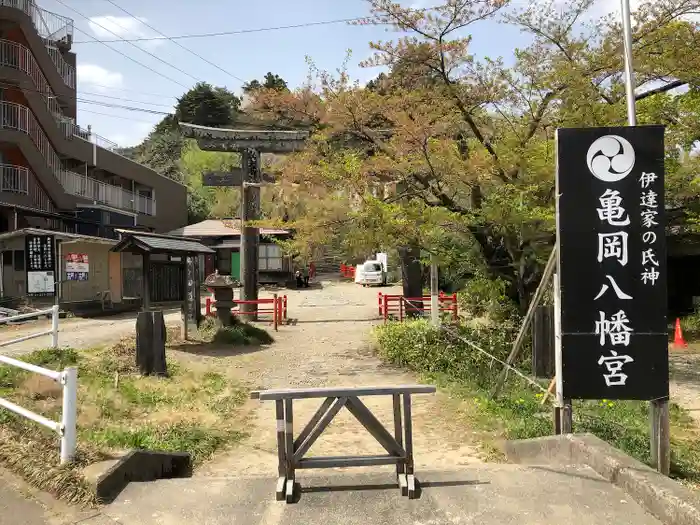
[251,385,437,503]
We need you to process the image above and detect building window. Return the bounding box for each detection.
[2,251,12,266]
[13,250,24,272]
[259,244,282,271]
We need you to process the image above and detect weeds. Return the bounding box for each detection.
[0,342,250,504]
[375,320,700,487]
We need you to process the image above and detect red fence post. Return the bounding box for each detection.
[378,292,383,316]
[452,292,458,321]
[399,297,404,322]
[283,295,288,320]
[383,294,388,324]
[273,293,279,332]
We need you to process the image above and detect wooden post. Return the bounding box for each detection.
[561,398,573,434]
[151,310,167,376]
[430,255,439,326]
[650,399,670,476]
[284,398,295,503]
[240,148,260,321]
[491,247,557,398]
[142,252,151,311]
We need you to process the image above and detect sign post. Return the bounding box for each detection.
[555,126,669,472]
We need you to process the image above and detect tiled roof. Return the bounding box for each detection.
[167,219,289,237]
[112,234,214,255]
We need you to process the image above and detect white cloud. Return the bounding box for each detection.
[88,15,163,49]
[77,64,124,91]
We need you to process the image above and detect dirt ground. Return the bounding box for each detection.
[169,279,484,479]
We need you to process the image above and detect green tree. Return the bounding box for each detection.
[243,72,289,94]
[176,82,240,127]
[247,0,700,311]
[135,131,185,182]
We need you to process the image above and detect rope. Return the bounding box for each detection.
[399,297,548,395]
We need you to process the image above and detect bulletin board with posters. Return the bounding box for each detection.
[65,253,89,281]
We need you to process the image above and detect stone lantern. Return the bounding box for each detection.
[203,271,241,326]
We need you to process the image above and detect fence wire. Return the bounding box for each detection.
[399,296,548,395]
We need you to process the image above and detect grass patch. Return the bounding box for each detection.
[375,320,700,488]
[0,342,249,505]
[198,316,274,346]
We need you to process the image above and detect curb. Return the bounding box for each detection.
[87,450,192,503]
[502,433,700,525]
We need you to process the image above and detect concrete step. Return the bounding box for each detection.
[85,464,662,525]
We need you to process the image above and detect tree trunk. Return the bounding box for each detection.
[398,245,423,318]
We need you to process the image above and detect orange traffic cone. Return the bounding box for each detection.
[674,318,688,349]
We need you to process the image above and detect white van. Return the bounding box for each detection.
[355,260,387,286]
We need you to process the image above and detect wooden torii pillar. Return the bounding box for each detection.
[179,123,309,318]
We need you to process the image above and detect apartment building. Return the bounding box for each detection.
[0,0,187,305]
[0,0,186,236]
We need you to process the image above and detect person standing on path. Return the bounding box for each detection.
[302,265,310,288]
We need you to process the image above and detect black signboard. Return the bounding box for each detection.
[556,125,668,401]
[25,234,55,297]
[185,256,201,328]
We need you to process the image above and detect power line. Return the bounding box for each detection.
[51,0,191,89]
[79,91,175,108]
[79,84,178,99]
[77,98,172,115]
[71,4,445,44]
[73,16,374,43]
[79,108,158,124]
[102,0,246,84]
[0,78,175,113]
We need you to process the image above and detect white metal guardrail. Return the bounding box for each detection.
[0,305,77,464]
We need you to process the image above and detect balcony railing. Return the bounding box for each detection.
[0,163,55,212]
[0,38,63,115]
[0,102,155,215]
[0,163,28,193]
[59,170,156,216]
[0,0,75,88]
[0,39,122,151]
[42,42,75,89]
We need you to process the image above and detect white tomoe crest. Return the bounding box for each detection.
[586,135,636,182]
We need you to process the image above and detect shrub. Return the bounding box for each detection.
[458,275,520,323]
[374,319,522,388]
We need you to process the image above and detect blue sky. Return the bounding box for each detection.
[36,0,622,148]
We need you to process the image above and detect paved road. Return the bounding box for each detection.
[0,309,181,357]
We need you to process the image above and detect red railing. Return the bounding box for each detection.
[379,292,458,324]
[340,264,356,279]
[205,294,288,331]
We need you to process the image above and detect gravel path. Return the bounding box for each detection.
[172,280,483,479]
[670,350,700,426]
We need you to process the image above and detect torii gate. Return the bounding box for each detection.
[179,123,309,317]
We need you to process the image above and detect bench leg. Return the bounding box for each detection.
[284,398,296,503]
[275,400,286,501]
[393,394,407,496]
[403,394,417,499]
